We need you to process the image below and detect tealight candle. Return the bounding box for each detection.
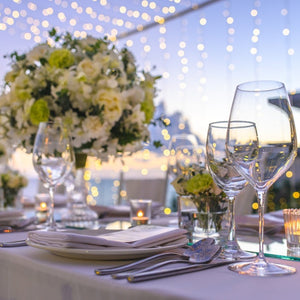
[283,209,300,252]
[130,199,152,226]
[131,210,149,225]
[35,194,50,223]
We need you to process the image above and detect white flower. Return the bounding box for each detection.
[77,58,100,80]
[93,89,123,125]
[26,44,49,63]
[82,116,105,140]
[0,31,159,158]
[122,87,145,106]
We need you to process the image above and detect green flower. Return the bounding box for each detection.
[184,173,214,195]
[141,96,154,124]
[29,99,50,125]
[48,49,74,68]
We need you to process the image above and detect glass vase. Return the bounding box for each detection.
[61,153,98,229]
[178,195,228,243]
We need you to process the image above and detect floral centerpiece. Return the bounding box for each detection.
[0,167,28,208]
[172,168,227,233]
[0,29,162,221]
[0,28,161,160]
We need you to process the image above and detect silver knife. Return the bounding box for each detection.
[127,260,236,283]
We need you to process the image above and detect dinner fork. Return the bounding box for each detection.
[111,243,221,279]
[0,240,28,247]
[95,237,215,276]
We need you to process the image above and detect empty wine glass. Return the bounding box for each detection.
[32,121,74,231]
[168,134,199,180]
[206,121,256,259]
[226,80,297,276]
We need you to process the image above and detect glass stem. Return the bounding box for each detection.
[48,186,55,230]
[227,196,236,242]
[257,190,266,260]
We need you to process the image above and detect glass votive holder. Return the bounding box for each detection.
[130,199,152,226]
[35,193,50,223]
[283,208,300,253]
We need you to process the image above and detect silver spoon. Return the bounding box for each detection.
[95,237,215,276]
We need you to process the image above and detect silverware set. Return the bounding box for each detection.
[95,238,239,282]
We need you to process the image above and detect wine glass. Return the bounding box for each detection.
[206,121,256,259]
[32,121,74,231]
[168,134,200,180]
[226,80,297,276]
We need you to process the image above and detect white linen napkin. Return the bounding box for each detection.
[0,210,24,225]
[27,225,188,249]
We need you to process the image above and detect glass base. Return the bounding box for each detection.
[61,205,99,229]
[228,258,296,276]
[219,240,257,260]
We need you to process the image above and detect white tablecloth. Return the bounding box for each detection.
[0,231,299,300]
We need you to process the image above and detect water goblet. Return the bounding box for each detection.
[226,80,297,276]
[206,121,256,259]
[32,121,74,231]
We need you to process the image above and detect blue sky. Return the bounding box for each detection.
[1,0,300,143]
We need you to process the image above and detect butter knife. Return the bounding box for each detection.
[127,260,236,283]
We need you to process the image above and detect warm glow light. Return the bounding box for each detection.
[252,202,259,210]
[286,171,293,178]
[137,210,144,217]
[164,207,171,215]
[293,192,300,199]
[283,28,290,36]
[40,202,47,209]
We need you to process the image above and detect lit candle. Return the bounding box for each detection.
[131,210,149,225]
[35,201,49,223]
[39,201,48,212]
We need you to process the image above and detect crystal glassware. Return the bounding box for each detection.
[168,134,200,181]
[226,80,297,276]
[206,121,256,259]
[32,121,74,231]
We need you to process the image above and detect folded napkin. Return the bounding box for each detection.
[0,210,24,220]
[27,225,187,249]
[0,209,26,226]
[236,210,284,235]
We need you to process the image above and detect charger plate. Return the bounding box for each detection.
[26,237,188,260]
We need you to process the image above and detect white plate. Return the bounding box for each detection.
[26,238,188,260]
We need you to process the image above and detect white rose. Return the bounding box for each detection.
[122,87,145,106]
[78,58,100,79]
[93,89,123,124]
[128,104,146,125]
[93,53,111,69]
[82,116,106,141]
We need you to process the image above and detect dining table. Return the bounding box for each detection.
[1,213,300,300]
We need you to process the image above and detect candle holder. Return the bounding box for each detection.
[130,199,152,226]
[283,208,300,253]
[35,193,50,224]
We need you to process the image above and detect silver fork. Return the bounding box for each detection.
[111,244,221,279]
[95,238,215,276]
[0,240,28,247]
